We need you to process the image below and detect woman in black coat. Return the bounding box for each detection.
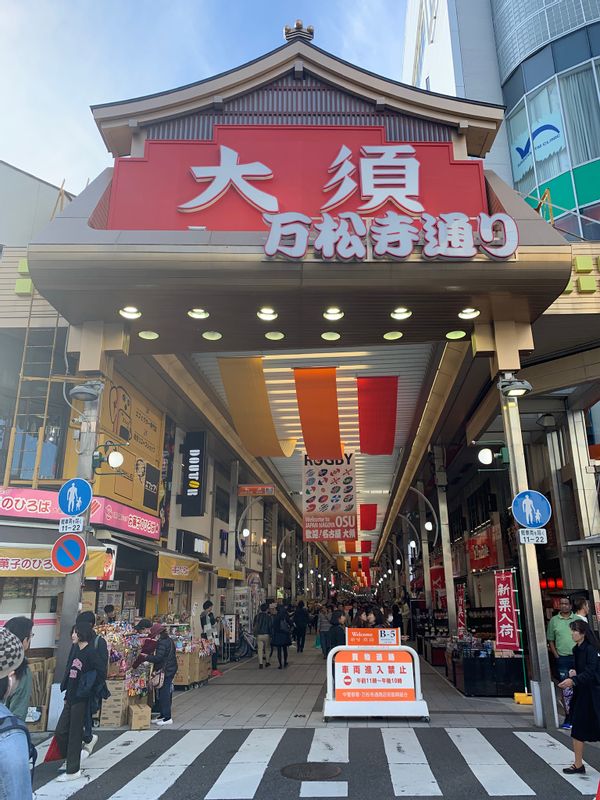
[558,619,600,774]
[271,606,292,669]
[144,624,178,725]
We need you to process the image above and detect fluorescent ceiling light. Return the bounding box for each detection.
[188,308,210,319]
[202,331,222,341]
[119,306,141,320]
[390,307,412,321]
[257,307,278,321]
[265,331,285,341]
[138,330,159,340]
[458,307,480,320]
[446,330,467,340]
[263,351,371,360]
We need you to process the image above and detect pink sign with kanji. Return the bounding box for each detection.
[456,583,467,638]
[494,570,520,649]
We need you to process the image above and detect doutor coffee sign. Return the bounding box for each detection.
[178,432,207,517]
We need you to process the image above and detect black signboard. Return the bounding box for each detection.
[177,431,207,517]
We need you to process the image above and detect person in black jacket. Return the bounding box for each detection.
[76,611,108,758]
[55,621,105,781]
[145,624,178,726]
[271,605,292,669]
[558,619,600,774]
[328,611,347,650]
[293,601,310,653]
[253,603,273,669]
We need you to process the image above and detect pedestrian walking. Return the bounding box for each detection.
[201,601,223,677]
[55,621,105,781]
[547,595,576,728]
[0,627,33,799]
[317,605,332,658]
[558,620,600,774]
[328,610,347,650]
[74,611,108,757]
[391,604,403,634]
[272,605,292,669]
[367,607,387,627]
[145,624,178,726]
[253,603,272,669]
[4,617,33,722]
[293,601,310,653]
[573,597,590,621]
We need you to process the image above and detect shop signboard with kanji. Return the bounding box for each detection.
[302,453,357,542]
[494,570,520,649]
[106,126,518,262]
[456,584,467,638]
[468,525,499,572]
[346,628,400,646]
[334,649,415,702]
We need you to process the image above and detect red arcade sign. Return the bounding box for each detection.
[107,126,518,260]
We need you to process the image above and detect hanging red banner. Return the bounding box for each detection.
[359,503,377,531]
[494,570,520,650]
[357,377,398,455]
[456,583,467,639]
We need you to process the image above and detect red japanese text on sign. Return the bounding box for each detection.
[494,570,520,650]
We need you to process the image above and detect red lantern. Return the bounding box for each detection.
[556,578,564,589]
[547,578,556,589]
[540,579,548,589]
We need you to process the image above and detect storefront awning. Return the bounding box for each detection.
[157,552,200,581]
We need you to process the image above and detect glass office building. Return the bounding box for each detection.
[494,1,600,238]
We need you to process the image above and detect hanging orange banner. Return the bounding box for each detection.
[294,368,342,459]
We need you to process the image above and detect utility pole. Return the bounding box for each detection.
[54,381,102,681]
[433,446,457,634]
[417,481,433,611]
[500,385,557,728]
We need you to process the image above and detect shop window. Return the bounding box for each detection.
[9,382,68,481]
[580,201,600,239]
[215,486,230,523]
[507,102,536,197]
[558,64,600,166]
[527,80,570,183]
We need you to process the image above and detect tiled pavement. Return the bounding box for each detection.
[169,636,534,729]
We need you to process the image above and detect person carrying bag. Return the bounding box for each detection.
[143,624,177,726]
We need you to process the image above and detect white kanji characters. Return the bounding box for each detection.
[422,212,477,259]
[499,623,515,638]
[263,212,312,258]
[478,213,519,259]
[179,145,279,214]
[359,145,424,213]
[370,211,420,258]
[313,212,367,260]
[497,582,511,597]
[321,145,358,211]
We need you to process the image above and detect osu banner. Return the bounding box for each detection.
[334,649,415,702]
[302,453,357,542]
[494,570,520,649]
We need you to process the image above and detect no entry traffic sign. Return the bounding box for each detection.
[51,533,87,575]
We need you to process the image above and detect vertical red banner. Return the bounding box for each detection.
[456,584,466,638]
[494,570,520,649]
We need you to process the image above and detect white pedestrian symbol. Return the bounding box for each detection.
[66,482,79,514]
[521,494,535,525]
[76,496,83,512]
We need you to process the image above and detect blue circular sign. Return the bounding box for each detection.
[512,490,551,529]
[58,478,93,517]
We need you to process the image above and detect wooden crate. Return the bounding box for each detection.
[128,704,151,730]
[174,653,191,686]
[100,680,127,727]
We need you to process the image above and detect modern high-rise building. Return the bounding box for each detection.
[403,0,600,239]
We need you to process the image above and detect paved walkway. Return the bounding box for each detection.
[170,635,533,729]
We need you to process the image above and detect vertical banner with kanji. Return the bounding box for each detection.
[456,583,467,638]
[494,570,520,649]
[302,453,358,542]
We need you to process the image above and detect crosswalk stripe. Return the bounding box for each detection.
[35,730,158,799]
[108,730,222,799]
[381,729,442,796]
[446,728,534,796]
[515,731,600,795]
[300,781,348,797]
[205,728,285,799]
[307,728,349,763]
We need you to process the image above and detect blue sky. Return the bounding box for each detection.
[0,1,406,193]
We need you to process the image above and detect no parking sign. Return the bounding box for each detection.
[51,533,87,575]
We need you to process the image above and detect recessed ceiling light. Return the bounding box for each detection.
[321,332,341,341]
[323,306,344,321]
[138,330,159,340]
[188,308,210,320]
[446,330,467,340]
[390,307,412,321]
[458,307,480,320]
[119,306,141,320]
[202,331,222,341]
[383,331,403,341]
[257,307,278,321]
[265,331,285,341]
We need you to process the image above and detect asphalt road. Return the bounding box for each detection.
[31,726,600,799]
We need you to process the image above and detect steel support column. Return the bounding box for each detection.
[270,503,279,598]
[433,446,457,633]
[418,480,432,611]
[500,391,557,729]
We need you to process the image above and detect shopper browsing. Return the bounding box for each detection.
[558,620,600,774]
[0,628,33,800]
[4,617,33,722]
[145,624,178,726]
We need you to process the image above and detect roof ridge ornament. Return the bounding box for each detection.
[284,20,314,42]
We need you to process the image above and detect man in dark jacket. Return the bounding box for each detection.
[253,603,273,669]
[293,601,310,653]
[145,624,178,725]
[201,601,223,677]
[329,611,347,650]
[69,611,108,759]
